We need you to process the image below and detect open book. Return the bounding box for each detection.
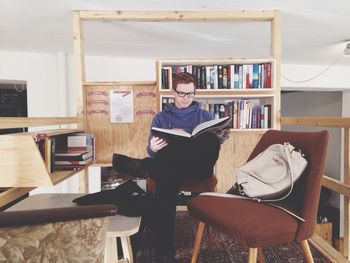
[151,116,231,144]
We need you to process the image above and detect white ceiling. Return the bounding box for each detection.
[1,0,350,66]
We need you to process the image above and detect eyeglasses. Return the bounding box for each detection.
[175,90,196,98]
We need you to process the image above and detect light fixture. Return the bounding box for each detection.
[345,43,350,55]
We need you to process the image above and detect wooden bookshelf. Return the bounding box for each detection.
[0,128,94,207]
[0,129,92,186]
[157,58,278,131]
[156,57,279,191]
[0,134,52,187]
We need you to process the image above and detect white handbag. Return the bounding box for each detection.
[235,142,308,202]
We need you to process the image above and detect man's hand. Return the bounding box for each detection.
[150,136,168,153]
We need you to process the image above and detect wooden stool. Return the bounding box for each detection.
[104,215,141,263]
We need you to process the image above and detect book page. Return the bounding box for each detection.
[151,127,191,138]
[192,116,230,136]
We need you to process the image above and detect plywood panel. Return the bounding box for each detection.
[0,135,52,187]
[85,82,158,163]
[216,134,235,193]
[216,131,264,193]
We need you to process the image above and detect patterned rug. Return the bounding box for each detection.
[135,211,334,263]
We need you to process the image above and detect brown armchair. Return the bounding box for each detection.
[0,205,117,262]
[187,130,329,263]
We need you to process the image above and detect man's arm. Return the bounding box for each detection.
[147,114,168,157]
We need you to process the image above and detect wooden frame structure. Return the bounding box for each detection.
[72,10,281,131]
[72,10,350,262]
[0,117,84,207]
[72,10,282,194]
[0,8,348,263]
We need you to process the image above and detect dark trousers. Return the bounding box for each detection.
[148,132,220,255]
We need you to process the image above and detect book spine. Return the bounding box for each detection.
[50,138,56,173]
[252,64,259,89]
[218,65,223,89]
[55,158,92,165]
[265,63,272,88]
[226,65,231,89]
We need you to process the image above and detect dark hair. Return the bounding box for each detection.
[172,72,197,91]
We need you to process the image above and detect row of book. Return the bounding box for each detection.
[200,100,272,130]
[161,97,272,129]
[161,63,272,90]
[34,132,95,173]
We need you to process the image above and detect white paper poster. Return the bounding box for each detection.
[110,90,133,123]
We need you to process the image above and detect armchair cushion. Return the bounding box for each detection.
[188,195,299,248]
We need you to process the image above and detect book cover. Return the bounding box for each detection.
[265,63,272,88]
[55,150,93,161]
[252,64,259,89]
[200,66,206,89]
[67,133,95,161]
[218,65,223,89]
[212,65,218,89]
[50,138,55,173]
[161,68,166,89]
[225,65,230,89]
[206,66,212,89]
[54,157,93,166]
[151,116,231,144]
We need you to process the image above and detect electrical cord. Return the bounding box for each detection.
[281,50,345,83]
[13,81,25,92]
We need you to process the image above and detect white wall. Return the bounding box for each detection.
[281,91,342,182]
[2,52,349,111]
[1,50,350,194]
[85,56,155,82]
[0,51,62,117]
[281,64,350,90]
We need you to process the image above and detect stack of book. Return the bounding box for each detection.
[55,150,93,170]
[55,133,94,171]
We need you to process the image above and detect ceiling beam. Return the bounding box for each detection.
[78,10,276,22]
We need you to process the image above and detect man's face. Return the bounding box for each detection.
[172,83,196,109]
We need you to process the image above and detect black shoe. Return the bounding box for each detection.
[112,154,142,177]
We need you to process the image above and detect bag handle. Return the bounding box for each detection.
[253,142,295,203]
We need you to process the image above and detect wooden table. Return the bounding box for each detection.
[7,193,141,263]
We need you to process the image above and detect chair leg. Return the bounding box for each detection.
[258,248,264,263]
[191,221,205,263]
[301,239,314,263]
[248,248,258,263]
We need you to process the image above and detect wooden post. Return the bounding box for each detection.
[344,128,350,259]
[271,10,281,130]
[78,169,89,193]
[73,11,89,192]
[72,11,86,131]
